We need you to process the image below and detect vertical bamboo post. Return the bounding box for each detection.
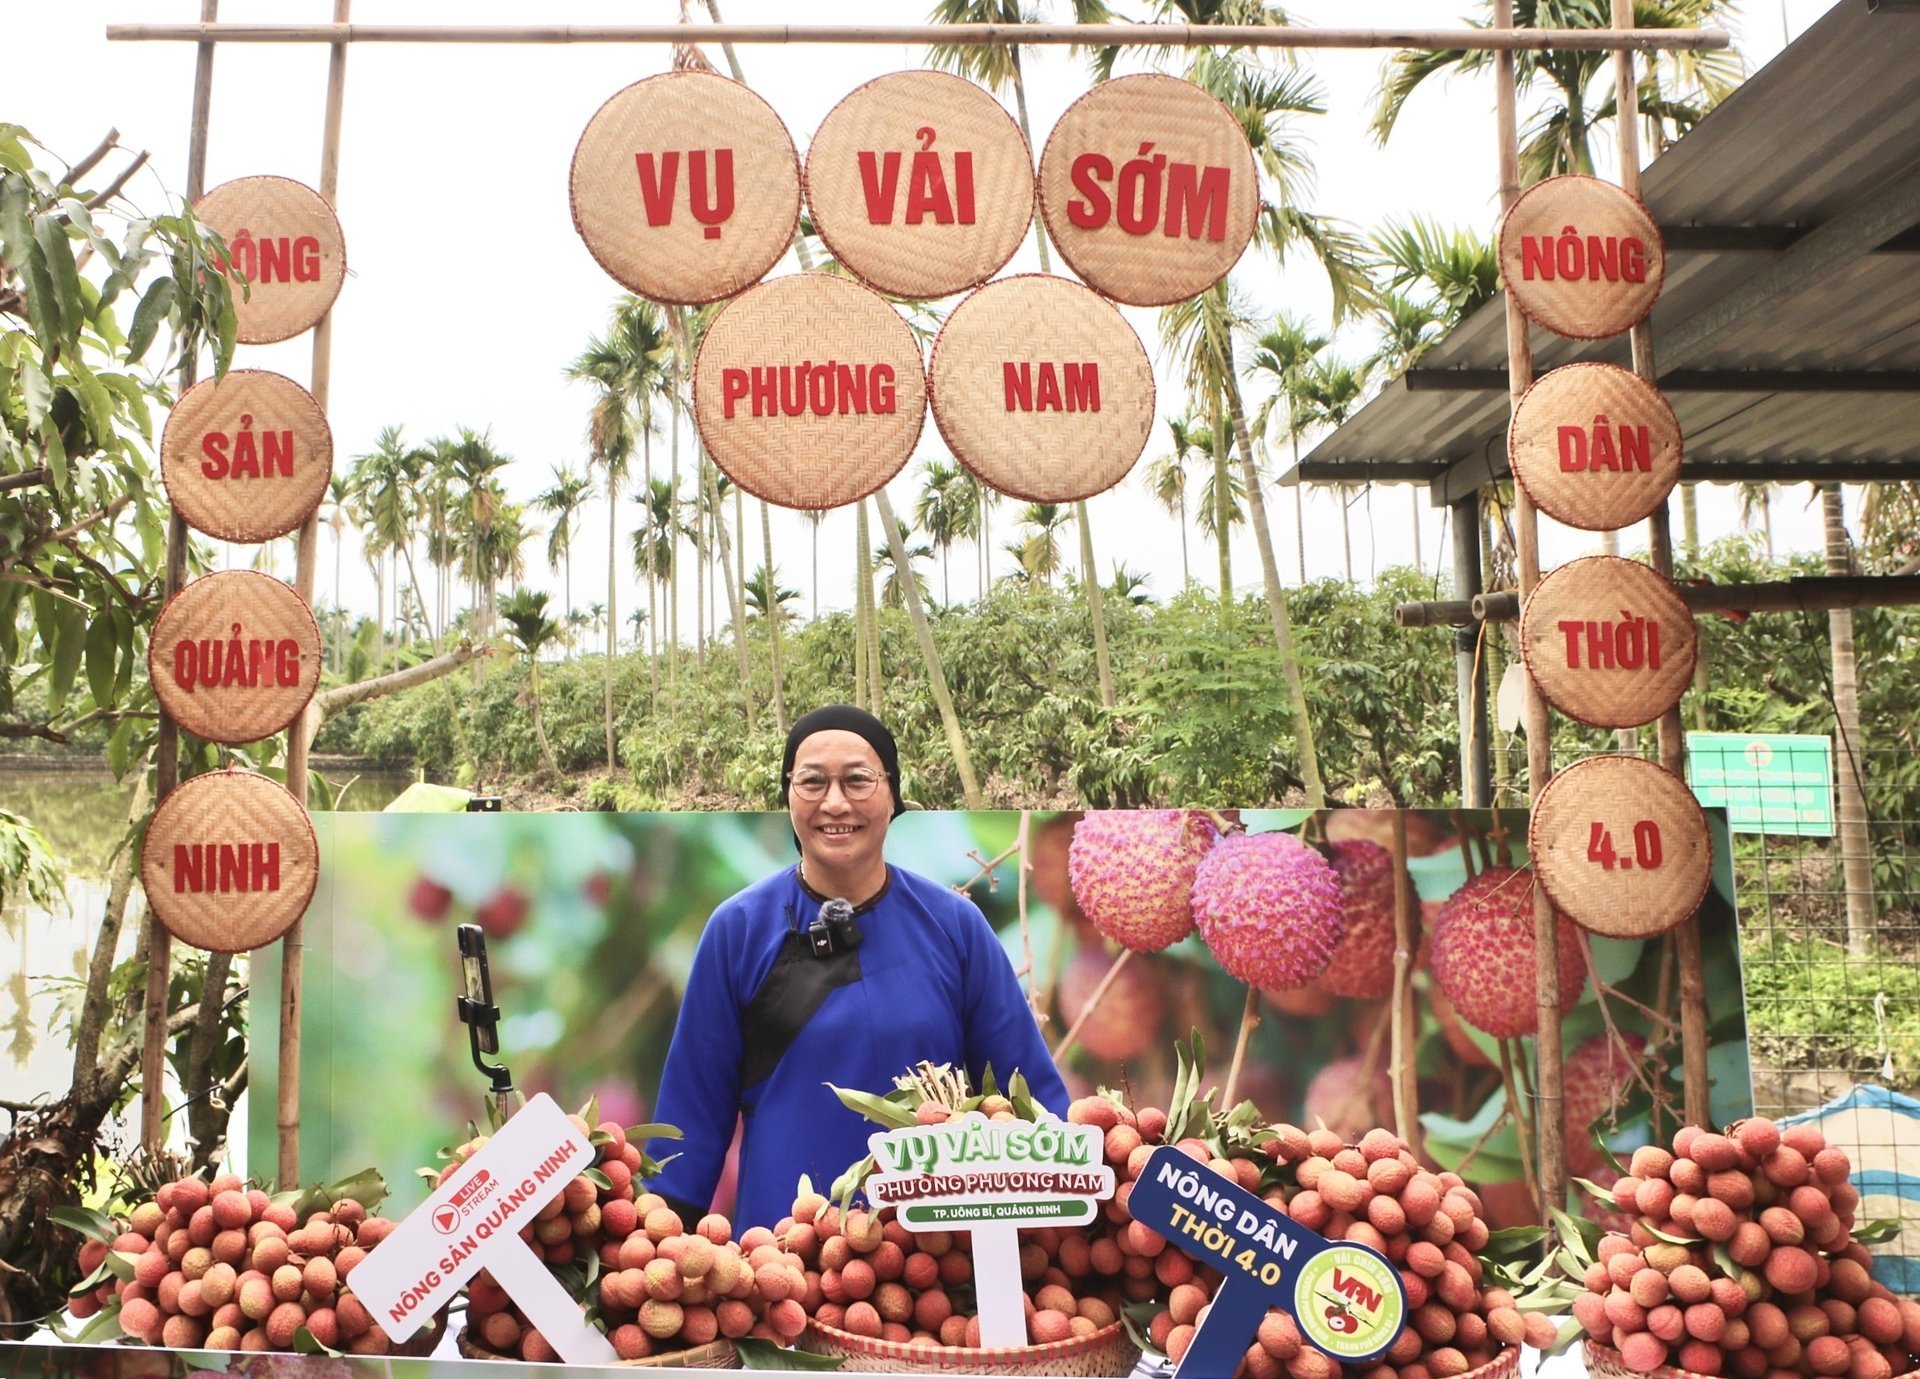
[277,0,350,1190]
[1389,813,1420,1143]
[1610,0,1710,1128]
[143,0,221,1157]
[1493,0,1567,1221]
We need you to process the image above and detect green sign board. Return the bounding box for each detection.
[1686,732,1835,837]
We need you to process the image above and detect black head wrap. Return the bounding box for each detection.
[781,704,904,819]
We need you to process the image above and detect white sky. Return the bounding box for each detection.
[12,0,1847,637]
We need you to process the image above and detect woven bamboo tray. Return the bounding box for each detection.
[801,1315,1139,1375]
[192,175,346,344]
[1496,175,1665,341]
[460,1326,739,1368]
[1582,1338,1920,1379]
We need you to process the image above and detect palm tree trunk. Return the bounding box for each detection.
[332,528,343,672]
[531,661,558,774]
[1222,369,1326,807]
[694,469,707,671]
[1341,485,1354,585]
[1177,490,1190,586]
[1211,390,1232,628]
[399,539,435,647]
[604,466,619,771]
[1823,482,1874,956]
[979,490,991,600]
[1680,482,1700,559]
[811,516,820,622]
[1291,430,1307,585]
[1410,487,1423,571]
[703,454,756,734]
[853,501,870,710]
[762,498,787,735]
[374,553,387,664]
[1075,501,1115,708]
[875,490,983,808]
[669,400,681,693]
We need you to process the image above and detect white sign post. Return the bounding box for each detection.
[866,1115,1113,1348]
[349,1093,617,1365]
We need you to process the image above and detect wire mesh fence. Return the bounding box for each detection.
[1689,737,1920,1290]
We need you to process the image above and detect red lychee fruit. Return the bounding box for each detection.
[1067,811,1216,952]
[1319,839,1404,1000]
[474,888,529,939]
[1303,1055,1394,1141]
[1564,1032,1648,1175]
[407,876,454,922]
[1191,833,1344,991]
[1428,866,1585,1037]
[1059,946,1165,1062]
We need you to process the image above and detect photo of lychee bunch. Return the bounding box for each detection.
[1572,1116,1920,1377]
[63,1168,420,1356]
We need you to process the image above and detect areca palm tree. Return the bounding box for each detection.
[569,295,670,767]
[631,478,679,692]
[1372,0,1742,184]
[440,427,513,643]
[1299,354,1369,583]
[1016,503,1072,586]
[499,588,562,774]
[745,564,800,625]
[534,464,593,656]
[321,474,353,672]
[873,518,934,610]
[915,459,979,608]
[350,425,432,660]
[1142,416,1199,588]
[1246,313,1330,585]
[1371,217,1501,338]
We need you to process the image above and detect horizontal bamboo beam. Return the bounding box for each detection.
[1427,574,1920,625]
[1403,368,1920,393]
[105,22,1731,51]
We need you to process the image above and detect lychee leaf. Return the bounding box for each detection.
[293,1325,342,1357]
[1712,1244,1745,1281]
[415,1166,440,1180]
[581,1094,601,1126]
[1008,1070,1039,1122]
[66,1297,125,1346]
[68,1260,116,1295]
[582,1168,613,1192]
[103,1249,140,1281]
[734,1336,845,1369]
[827,1085,918,1130]
[1547,1317,1588,1357]
[589,1130,614,1148]
[1851,1217,1903,1245]
[1571,1175,1618,1207]
[1640,1219,1703,1246]
[625,1123,683,1142]
[1120,1300,1163,1358]
[47,1205,116,1242]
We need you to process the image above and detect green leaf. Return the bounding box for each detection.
[104,1249,141,1281]
[106,716,133,779]
[733,1337,843,1370]
[19,357,50,429]
[47,603,86,715]
[68,1297,126,1346]
[1852,1217,1904,1245]
[625,1123,683,1143]
[1639,1218,1703,1247]
[85,609,116,708]
[35,213,82,338]
[1712,1243,1745,1281]
[68,1259,117,1295]
[582,1167,613,1192]
[294,1325,343,1356]
[826,1084,918,1130]
[47,1205,116,1242]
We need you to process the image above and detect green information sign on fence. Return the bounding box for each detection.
[1686,732,1835,837]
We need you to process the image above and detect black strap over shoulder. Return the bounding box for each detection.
[740,929,861,1092]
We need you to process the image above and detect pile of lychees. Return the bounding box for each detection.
[69,1170,414,1355]
[1575,1116,1920,1378]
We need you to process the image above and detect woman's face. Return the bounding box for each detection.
[788,729,893,881]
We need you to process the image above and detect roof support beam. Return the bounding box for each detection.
[1403,368,1920,392]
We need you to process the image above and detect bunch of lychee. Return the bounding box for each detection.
[467,1198,789,1363]
[83,1172,409,1355]
[1068,812,1406,1000]
[1136,1123,1559,1379]
[1576,1116,1920,1377]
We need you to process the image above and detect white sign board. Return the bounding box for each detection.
[349,1093,617,1365]
[866,1115,1113,1347]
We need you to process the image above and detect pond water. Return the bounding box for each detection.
[0,762,417,1157]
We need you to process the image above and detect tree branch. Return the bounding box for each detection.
[0,468,51,494]
[73,769,148,1085]
[83,151,149,211]
[64,129,120,187]
[0,495,131,573]
[311,641,484,720]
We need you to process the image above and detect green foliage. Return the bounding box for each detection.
[1743,931,1920,1085]
[1,125,235,765]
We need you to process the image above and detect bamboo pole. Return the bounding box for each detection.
[1612,0,1710,1130]
[105,21,1731,50]
[278,0,350,1192]
[1389,813,1421,1144]
[1493,0,1567,1223]
[142,0,220,1157]
[1446,575,1920,625]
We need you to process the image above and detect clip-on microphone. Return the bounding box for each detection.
[806,896,862,959]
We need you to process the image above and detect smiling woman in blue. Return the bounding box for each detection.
[648,705,1069,1230]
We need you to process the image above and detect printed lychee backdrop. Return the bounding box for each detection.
[252,807,1750,1229]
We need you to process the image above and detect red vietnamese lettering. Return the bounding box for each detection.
[263,430,295,477]
[292,235,321,282]
[1558,425,1587,471]
[201,430,230,479]
[1004,363,1031,412]
[689,149,734,239]
[1063,362,1100,412]
[1164,161,1230,242]
[258,235,289,284]
[1067,153,1113,229]
[174,844,201,893]
[858,151,902,224]
[635,151,680,226]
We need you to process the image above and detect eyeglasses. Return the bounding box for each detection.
[788,769,888,802]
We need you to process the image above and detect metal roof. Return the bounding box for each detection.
[1291,0,1920,504]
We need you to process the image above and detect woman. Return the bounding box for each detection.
[648,705,1068,1229]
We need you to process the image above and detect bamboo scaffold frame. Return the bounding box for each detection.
[107,20,1729,52]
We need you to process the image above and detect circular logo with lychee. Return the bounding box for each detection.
[1294,1242,1407,1362]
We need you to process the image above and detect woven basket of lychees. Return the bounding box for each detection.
[1570,1116,1920,1379]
